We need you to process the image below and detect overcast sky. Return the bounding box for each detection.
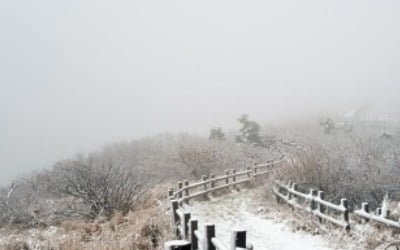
[0,0,399,185]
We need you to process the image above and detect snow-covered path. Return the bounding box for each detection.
[184,187,352,250]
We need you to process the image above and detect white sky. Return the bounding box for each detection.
[1,0,399,184]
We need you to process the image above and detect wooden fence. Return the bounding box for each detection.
[354,202,400,229]
[165,156,400,250]
[273,181,400,230]
[168,203,253,250]
[169,159,282,205]
[165,159,283,250]
[273,181,350,230]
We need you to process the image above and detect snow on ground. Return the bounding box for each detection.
[184,186,357,250]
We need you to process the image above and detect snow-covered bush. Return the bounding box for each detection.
[0,134,273,229]
[53,156,144,218]
[276,125,400,210]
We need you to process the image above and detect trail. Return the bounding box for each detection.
[184,186,354,250]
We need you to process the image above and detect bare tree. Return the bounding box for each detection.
[55,156,144,217]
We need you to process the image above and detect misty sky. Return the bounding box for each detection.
[1,1,400,185]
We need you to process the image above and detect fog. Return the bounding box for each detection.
[0,0,399,185]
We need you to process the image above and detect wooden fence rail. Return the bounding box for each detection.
[273,181,400,230]
[169,159,283,205]
[273,181,350,230]
[354,202,400,229]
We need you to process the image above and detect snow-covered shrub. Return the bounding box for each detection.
[53,156,144,218]
[0,133,273,229]
[276,127,400,210]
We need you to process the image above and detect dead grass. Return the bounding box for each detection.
[0,184,173,250]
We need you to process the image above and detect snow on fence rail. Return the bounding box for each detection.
[273,181,350,230]
[354,202,400,229]
[165,159,283,250]
[273,181,400,230]
[169,159,282,205]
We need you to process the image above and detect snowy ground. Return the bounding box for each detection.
[184,186,358,250]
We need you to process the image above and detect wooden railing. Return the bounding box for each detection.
[165,153,400,250]
[273,181,400,231]
[273,181,350,230]
[168,204,253,250]
[354,202,400,229]
[164,151,400,250]
[165,158,284,250]
[169,159,283,205]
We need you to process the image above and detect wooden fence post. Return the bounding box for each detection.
[275,186,282,204]
[230,229,246,250]
[361,202,370,223]
[287,181,293,201]
[171,200,180,237]
[290,183,298,210]
[168,187,174,200]
[292,183,298,192]
[178,181,183,199]
[382,207,390,219]
[340,198,350,231]
[246,166,251,178]
[317,191,325,223]
[204,224,216,250]
[210,174,215,188]
[225,170,230,184]
[184,180,189,198]
[376,207,382,216]
[309,189,317,211]
[190,220,198,250]
[232,169,236,183]
[183,212,191,239]
[202,175,207,190]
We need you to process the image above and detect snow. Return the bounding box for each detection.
[184,187,353,250]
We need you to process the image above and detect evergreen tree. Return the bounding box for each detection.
[236,114,262,145]
[209,127,226,141]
